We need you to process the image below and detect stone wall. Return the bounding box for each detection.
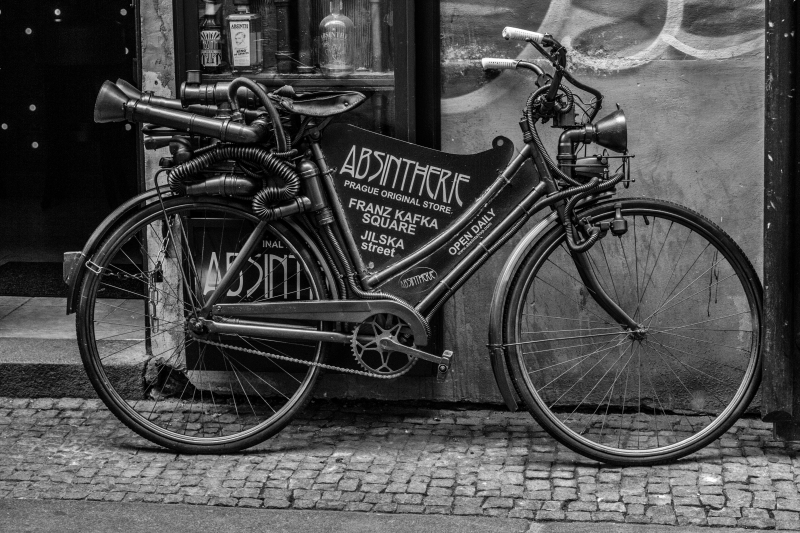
[140,0,176,189]
[439,0,765,403]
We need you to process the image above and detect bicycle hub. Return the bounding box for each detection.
[187,318,208,335]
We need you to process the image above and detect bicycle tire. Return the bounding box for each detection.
[76,196,332,453]
[503,198,762,465]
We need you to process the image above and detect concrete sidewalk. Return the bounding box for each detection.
[1,397,799,530]
[0,499,764,533]
[0,297,101,398]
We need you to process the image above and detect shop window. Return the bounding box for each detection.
[174,0,418,140]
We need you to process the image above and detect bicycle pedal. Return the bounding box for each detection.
[436,350,454,383]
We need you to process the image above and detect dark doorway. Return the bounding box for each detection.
[0,2,138,285]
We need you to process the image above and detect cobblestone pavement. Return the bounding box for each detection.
[1,397,800,530]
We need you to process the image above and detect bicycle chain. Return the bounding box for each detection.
[194,336,401,379]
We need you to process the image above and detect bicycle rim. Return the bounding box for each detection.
[76,197,330,453]
[505,198,761,464]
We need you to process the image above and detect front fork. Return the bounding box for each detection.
[552,202,639,331]
[570,245,640,331]
[530,143,640,332]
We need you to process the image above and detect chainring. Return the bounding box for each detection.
[351,314,417,377]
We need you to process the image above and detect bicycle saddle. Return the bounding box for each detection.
[271,85,366,117]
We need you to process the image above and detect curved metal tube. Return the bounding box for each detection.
[124,101,267,143]
[226,77,287,152]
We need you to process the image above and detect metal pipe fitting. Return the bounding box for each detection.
[184,173,263,197]
[298,159,326,211]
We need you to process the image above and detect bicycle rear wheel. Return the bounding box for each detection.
[76,196,332,453]
[503,198,761,465]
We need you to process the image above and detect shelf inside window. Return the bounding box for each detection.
[201,70,396,92]
[176,0,415,140]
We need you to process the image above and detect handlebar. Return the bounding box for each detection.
[480,58,545,78]
[482,27,604,122]
[480,58,520,70]
[502,27,546,44]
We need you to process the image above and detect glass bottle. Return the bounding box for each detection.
[199,1,223,73]
[226,0,263,74]
[319,1,355,76]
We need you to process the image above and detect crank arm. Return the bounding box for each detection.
[379,337,453,369]
[380,338,454,382]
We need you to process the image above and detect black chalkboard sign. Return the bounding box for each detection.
[324,124,516,270]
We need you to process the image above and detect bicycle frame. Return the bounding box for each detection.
[198,124,639,352]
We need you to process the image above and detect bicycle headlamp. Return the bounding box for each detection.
[589,109,627,153]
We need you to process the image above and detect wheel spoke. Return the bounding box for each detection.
[644,340,732,413]
[527,335,626,374]
[649,328,750,355]
[643,254,726,323]
[544,336,629,406]
[563,341,634,426]
[529,273,615,327]
[511,330,625,346]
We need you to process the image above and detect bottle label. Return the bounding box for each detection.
[322,28,349,66]
[200,30,221,68]
[230,20,251,67]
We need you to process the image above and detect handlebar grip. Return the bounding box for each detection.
[481,58,520,70]
[502,27,545,44]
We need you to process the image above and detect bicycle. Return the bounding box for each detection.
[64,26,762,465]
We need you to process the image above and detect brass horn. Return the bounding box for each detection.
[591,109,627,153]
[115,78,142,99]
[94,81,130,123]
[93,80,267,143]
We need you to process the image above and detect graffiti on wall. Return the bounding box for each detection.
[442,0,764,115]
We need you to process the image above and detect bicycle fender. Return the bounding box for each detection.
[64,187,174,315]
[487,211,559,412]
[65,192,334,316]
[487,195,620,411]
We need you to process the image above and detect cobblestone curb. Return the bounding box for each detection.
[0,397,798,530]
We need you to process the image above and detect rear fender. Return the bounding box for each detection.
[64,191,338,315]
[64,187,174,315]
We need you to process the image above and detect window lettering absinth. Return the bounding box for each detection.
[339,146,471,207]
[201,239,311,300]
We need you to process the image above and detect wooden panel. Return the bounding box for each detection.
[392,0,414,141]
[763,0,797,428]
[414,0,440,150]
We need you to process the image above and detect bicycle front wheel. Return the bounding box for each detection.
[76,196,332,453]
[503,198,762,465]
